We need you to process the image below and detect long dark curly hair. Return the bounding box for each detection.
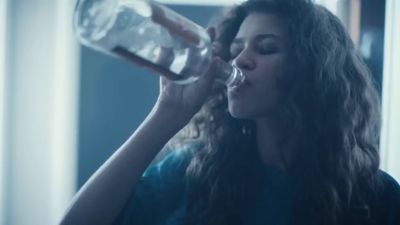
[170,0,381,224]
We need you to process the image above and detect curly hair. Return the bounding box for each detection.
[170,0,382,224]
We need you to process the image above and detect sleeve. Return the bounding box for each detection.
[112,148,192,225]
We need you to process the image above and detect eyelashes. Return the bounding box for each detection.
[229,45,279,60]
[258,47,278,55]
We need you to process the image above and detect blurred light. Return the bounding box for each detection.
[50,0,79,223]
[157,0,247,6]
[314,0,339,15]
[381,0,400,182]
[0,0,7,223]
[5,1,79,224]
[360,31,374,59]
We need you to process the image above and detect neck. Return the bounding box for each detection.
[255,116,286,171]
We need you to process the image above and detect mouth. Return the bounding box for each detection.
[228,77,250,97]
[229,74,250,89]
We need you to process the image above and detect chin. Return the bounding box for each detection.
[228,102,276,120]
[229,111,247,119]
[228,104,254,119]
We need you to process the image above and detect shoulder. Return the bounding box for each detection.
[144,145,195,177]
[141,144,199,186]
[113,147,196,225]
[376,170,400,198]
[373,170,400,225]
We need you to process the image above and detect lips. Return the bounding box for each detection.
[228,78,250,98]
[229,73,251,89]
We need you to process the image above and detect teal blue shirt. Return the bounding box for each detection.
[113,149,297,225]
[113,149,400,225]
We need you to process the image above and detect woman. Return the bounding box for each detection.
[60,0,400,225]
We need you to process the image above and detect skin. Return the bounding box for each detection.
[59,29,220,225]
[59,13,292,225]
[228,13,292,169]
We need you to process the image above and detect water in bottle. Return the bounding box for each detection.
[74,0,244,86]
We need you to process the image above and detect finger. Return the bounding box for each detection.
[199,56,220,86]
[212,42,222,56]
[206,27,216,42]
[159,76,174,90]
[206,27,223,57]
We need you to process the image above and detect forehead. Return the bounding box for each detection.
[235,13,288,40]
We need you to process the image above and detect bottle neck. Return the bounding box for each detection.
[216,60,245,87]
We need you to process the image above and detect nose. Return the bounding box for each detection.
[232,48,256,71]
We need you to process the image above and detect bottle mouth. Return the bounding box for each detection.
[215,59,245,88]
[225,64,245,88]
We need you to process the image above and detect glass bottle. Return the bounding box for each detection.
[74,0,245,87]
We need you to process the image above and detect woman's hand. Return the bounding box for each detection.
[153,27,222,124]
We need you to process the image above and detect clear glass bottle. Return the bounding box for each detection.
[74,0,244,87]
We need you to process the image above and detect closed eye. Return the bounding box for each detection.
[257,40,280,55]
[258,47,279,55]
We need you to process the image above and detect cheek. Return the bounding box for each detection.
[256,57,288,92]
[255,84,281,114]
[257,56,287,80]
[255,65,282,97]
[250,64,286,113]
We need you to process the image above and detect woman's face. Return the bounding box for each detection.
[227,13,291,119]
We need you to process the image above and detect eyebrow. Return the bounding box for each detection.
[232,33,280,44]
